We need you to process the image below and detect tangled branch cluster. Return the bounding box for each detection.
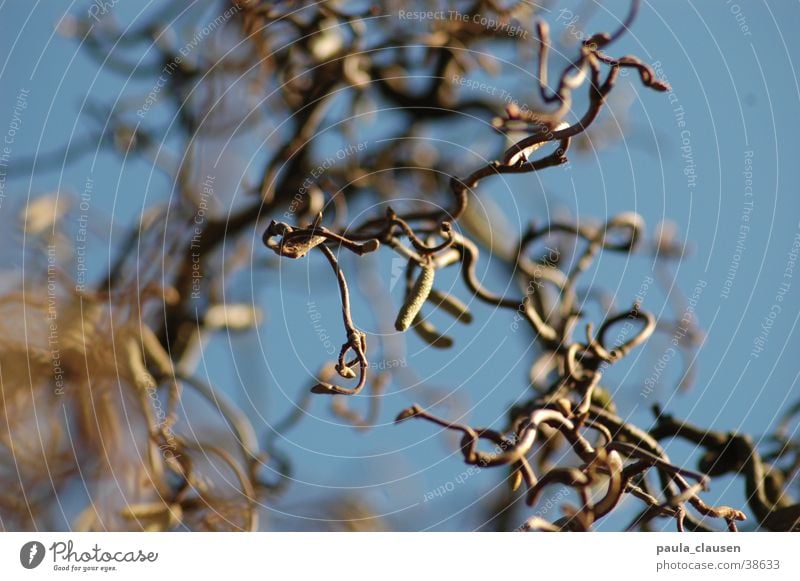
[3,0,798,531]
[257,0,799,532]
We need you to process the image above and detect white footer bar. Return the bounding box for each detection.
[1,532,797,580]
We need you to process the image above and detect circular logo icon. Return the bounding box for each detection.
[20,541,46,569]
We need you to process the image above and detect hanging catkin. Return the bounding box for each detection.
[395,263,435,332]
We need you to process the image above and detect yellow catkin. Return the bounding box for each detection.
[428,288,473,323]
[395,264,435,332]
[411,314,453,349]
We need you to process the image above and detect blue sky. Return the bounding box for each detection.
[1,0,799,531]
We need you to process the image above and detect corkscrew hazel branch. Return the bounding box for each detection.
[309,245,369,395]
[651,407,799,530]
[244,0,765,532]
[263,217,380,259]
[24,0,760,533]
